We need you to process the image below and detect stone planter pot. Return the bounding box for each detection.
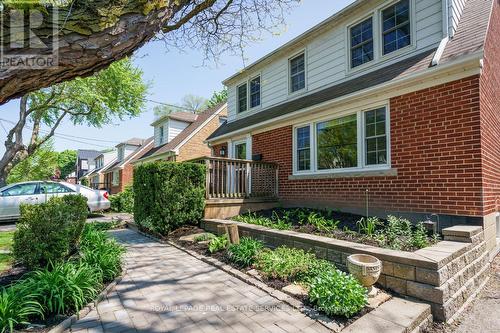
[347,254,382,297]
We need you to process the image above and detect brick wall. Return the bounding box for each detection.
[479,0,500,251]
[177,109,227,162]
[480,0,500,216]
[251,76,483,219]
[212,143,228,157]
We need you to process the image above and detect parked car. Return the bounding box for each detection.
[0,181,110,221]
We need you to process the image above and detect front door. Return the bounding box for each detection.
[232,141,247,160]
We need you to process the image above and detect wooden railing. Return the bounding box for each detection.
[190,157,278,199]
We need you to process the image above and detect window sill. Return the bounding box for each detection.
[289,168,397,180]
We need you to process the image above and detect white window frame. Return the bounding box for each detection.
[348,15,375,71]
[379,0,415,59]
[236,74,262,114]
[159,125,165,145]
[112,170,120,186]
[292,104,391,175]
[345,0,416,75]
[288,50,307,95]
[117,147,124,161]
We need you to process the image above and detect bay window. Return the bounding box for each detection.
[293,107,389,174]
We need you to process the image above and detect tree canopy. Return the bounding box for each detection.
[0,57,147,186]
[0,0,299,104]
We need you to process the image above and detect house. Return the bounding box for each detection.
[206,0,500,256]
[75,149,101,181]
[84,150,116,190]
[104,138,153,194]
[133,103,227,164]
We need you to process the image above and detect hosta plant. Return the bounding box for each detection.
[308,269,367,318]
[227,237,263,267]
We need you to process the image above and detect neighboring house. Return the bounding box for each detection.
[207,0,500,256]
[85,150,116,190]
[133,103,228,164]
[104,138,153,194]
[75,149,101,181]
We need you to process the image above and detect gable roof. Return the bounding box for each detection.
[138,103,226,161]
[77,149,101,160]
[116,137,144,147]
[106,137,154,171]
[151,111,198,126]
[210,0,492,141]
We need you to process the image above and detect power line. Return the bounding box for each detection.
[145,98,196,112]
[0,117,122,145]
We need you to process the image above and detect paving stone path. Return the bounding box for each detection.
[68,229,329,333]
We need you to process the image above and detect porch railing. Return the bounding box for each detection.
[190,157,278,199]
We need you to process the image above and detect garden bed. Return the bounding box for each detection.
[230,208,439,252]
[167,226,388,328]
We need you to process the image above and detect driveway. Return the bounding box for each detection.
[67,229,329,333]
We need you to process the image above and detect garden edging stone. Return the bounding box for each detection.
[201,219,491,322]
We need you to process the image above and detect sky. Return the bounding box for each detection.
[0,0,355,154]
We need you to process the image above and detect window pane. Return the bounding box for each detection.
[3,183,37,196]
[296,126,310,171]
[290,54,305,92]
[238,84,247,113]
[365,108,388,165]
[316,114,358,170]
[382,0,411,55]
[235,143,246,160]
[350,17,373,68]
[250,77,261,108]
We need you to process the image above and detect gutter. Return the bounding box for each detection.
[208,51,483,143]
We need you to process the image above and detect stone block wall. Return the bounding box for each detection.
[202,219,490,322]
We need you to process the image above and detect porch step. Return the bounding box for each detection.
[343,297,432,333]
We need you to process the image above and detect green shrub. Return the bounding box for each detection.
[20,262,101,316]
[254,247,316,281]
[410,223,430,249]
[134,162,205,235]
[227,238,263,267]
[308,269,367,318]
[297,259,336,286]
[80,225,125,282]
[108,186,134,213]
[0,287,43,333]
[13,195,88,269]
[357,217,380,236]
[208,234,229,253]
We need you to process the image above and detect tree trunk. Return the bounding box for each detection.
[0,1,181,104]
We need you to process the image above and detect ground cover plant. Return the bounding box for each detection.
[233,208,438,252]
[171,228,368,320]
[0,222,125,332]
[0,233,14,274]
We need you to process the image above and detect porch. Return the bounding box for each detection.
[191,157,280,219]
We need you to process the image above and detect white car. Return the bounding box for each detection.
[0,181,111,221]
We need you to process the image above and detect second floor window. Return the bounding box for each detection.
[382,0,411,55]
[238,83,248,113]
[250,76,261,108]
[290,53,305,93]
[159,125,164,145]
[350,17,373,68]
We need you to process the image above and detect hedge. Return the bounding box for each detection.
[133,161,206,235]
[109,185,134,213]
[13,195,88,269]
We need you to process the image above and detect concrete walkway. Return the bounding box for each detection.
[68,229,329,333]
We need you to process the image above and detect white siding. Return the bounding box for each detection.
[449,0,467,36]
[226,0,443,122]
[168,119,189,142]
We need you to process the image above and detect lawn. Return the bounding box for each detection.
[0,231,14,273]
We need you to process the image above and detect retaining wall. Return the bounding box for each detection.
[202,219,490,322]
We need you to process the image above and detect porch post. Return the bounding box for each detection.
[205,159,210,199]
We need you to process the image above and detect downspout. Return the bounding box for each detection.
[431,0,451,66]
